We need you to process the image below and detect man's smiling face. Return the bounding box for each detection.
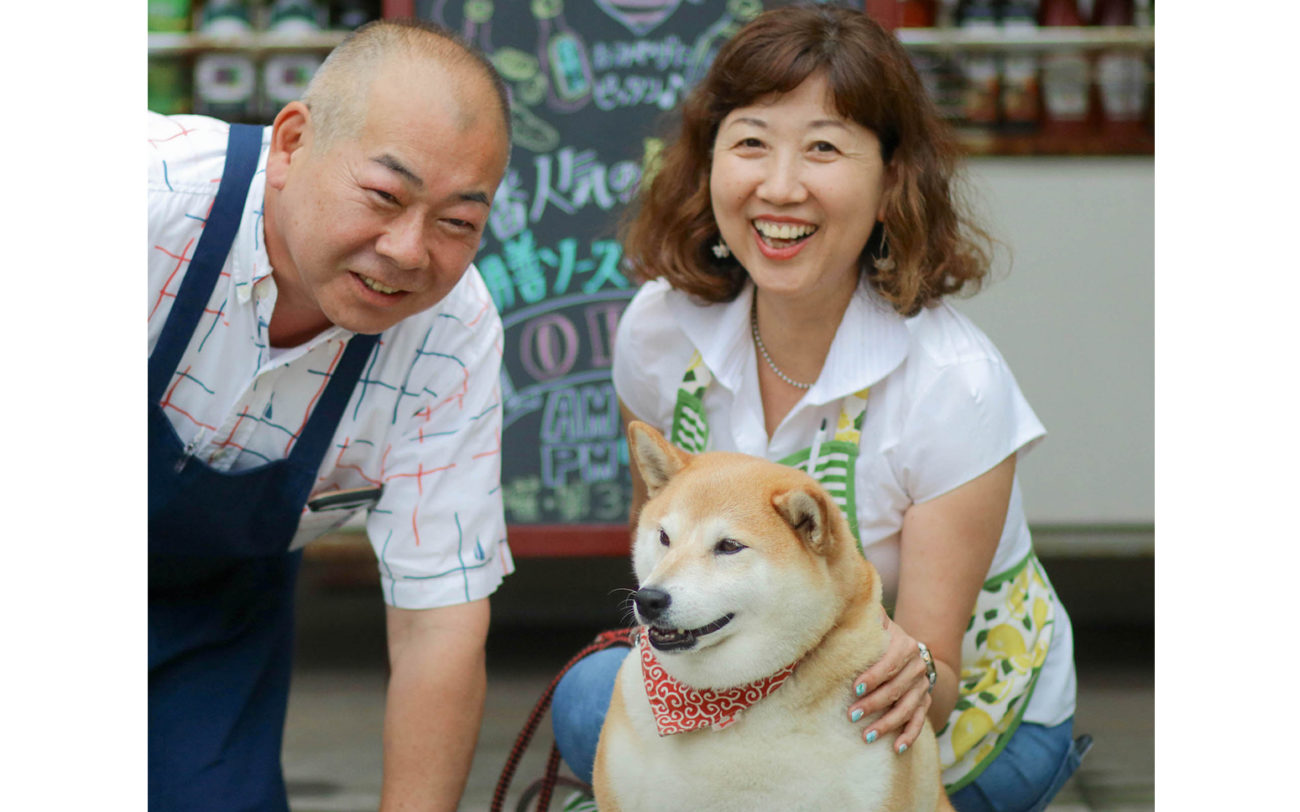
[264,56,508,343]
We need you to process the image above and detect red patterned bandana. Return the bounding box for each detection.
[638,631,800,736]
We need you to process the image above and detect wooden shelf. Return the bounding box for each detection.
[897,25,1154,52]
[149,25,1154,57]
[956,126,1154,157]
[148,30,349,56]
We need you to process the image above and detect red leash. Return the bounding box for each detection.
[491,628,636,812]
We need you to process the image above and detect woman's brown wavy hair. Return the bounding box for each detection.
[620,3,992,316]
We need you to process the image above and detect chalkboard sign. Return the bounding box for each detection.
[414,0,810,553]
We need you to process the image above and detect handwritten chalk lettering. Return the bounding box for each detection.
[478,254,515,312]
[489,168,531,242]
[593,71,689,111]
[541,382,619,444]
[530,147,636,222]
[500,299,630,427]
[574,480,625,522]
[609,161,641,204]
[543,237,581,295]
[584,240,629,294]
[520,312,580,381]
[504,230,549,303]
[586,300,624,368]
[542,440,621,488]
[501,476,627,523]
[591,35,693,72]
[489,150,643,241]
[549,480,625,522]
[549,478,591,520]
[502,474,544,523]
[478,231,630,316]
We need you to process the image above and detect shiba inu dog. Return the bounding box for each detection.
[592,421,954,812]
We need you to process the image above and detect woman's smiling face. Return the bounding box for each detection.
[709,72,889,304]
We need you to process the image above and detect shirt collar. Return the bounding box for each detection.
[233,127,353,354]
[665,282,755,393]
[666,278,910,404]
[232,126,274,304]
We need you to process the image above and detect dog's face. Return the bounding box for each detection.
[627,421,859,690]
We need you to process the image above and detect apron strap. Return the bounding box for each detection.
[149,123,264,404]
[284,331,379,470]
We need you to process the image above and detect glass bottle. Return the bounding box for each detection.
[1038,0,1092,135]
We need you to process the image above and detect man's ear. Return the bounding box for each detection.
[265,101,311,191]
[773,486,833,556]
[627,421,690,500]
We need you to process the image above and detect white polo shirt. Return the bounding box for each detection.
[148,112,514,609]
[612,277,1075,726]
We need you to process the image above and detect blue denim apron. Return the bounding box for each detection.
[148,123,378,811]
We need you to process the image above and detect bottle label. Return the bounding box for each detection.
[195,53,257,105]
[961,54,1000,124]
[1096,52,1147,121]
[264,54,322,108]
[1000,54,1040,125]
[1040,52,1090,120]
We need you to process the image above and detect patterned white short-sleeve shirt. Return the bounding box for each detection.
[147,112,514,609]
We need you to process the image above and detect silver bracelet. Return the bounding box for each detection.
[916,641,937,693]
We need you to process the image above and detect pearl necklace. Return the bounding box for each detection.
[750,300,814,390]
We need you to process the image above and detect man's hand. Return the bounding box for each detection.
[380,598,491,812]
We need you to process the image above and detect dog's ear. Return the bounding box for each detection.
[773,486,833,556]
[627,421,690,499]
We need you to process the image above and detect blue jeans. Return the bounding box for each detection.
[948,718,1090,812]
[552,647,628,784]
[551,647,1088,811]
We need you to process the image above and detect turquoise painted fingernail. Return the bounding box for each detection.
[855,683,866,697]
[850,709,864,722]
[897,743,908,754]
[865,730,877,744]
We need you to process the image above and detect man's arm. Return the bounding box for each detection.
[380,598,491,812]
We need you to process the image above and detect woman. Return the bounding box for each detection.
[552,6,1086,811]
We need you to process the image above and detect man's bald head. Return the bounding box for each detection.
[301,19,510,152]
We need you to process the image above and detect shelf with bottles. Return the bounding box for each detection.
[148,29,350,56]
[148,0,382,122]
[895,23,1152,51]
[872,0,1154,156]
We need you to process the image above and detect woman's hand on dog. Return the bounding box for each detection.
[847,615,933,754]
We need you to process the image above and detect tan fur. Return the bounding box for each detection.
[593,422,954,812]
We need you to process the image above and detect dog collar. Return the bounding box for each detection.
[638,632,799,736]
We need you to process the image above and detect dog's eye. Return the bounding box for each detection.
[714,538,746,555]
[659,528,670,547]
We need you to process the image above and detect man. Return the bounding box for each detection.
[148,20,514,811]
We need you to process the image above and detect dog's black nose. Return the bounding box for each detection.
[633,587,672,621]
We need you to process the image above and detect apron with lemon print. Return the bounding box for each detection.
[670,352,869,548]
[667,351,1057,792]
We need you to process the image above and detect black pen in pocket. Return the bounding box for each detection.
[305,486,383,512]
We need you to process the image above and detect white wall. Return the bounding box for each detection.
[954,156,1154,527]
